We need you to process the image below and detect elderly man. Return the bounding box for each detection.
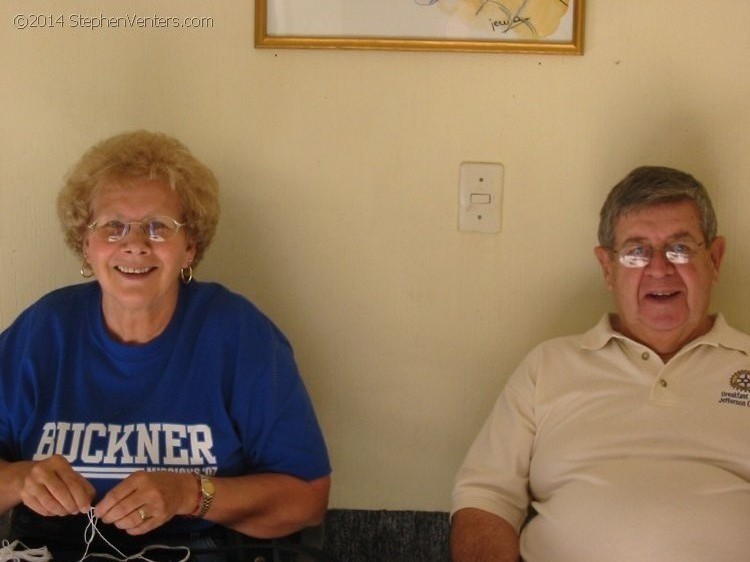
[451,166,750,561]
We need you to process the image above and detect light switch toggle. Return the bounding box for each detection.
[458,162,503,233]
[470,193,492,204]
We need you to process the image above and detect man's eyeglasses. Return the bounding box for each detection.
[87,216,186,243]
[611,240,706,268]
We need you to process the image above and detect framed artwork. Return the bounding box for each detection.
[255,0,585,54]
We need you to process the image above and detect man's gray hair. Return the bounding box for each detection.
[598,166,718,248]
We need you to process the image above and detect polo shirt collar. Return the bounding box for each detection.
[580,313,750,356]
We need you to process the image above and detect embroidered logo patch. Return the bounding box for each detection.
[730,370,750,392]
[718,370,750,408]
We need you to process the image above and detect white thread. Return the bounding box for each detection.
[0,540,51,562]
[76,509,190,562]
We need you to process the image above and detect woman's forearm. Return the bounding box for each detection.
[203,473,330,538]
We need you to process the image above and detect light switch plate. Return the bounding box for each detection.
[458,162,503,234]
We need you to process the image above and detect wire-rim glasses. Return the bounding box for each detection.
[87,216,186,243]
[611,240,706,268]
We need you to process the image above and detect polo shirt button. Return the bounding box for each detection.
[659,379,668,388]
[641,352,650,360]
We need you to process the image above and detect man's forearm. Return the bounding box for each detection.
[451,507,520,562]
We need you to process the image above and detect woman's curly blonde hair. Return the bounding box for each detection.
[57,130,220,266]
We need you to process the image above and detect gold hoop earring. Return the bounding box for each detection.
[180,265,193,285]
[80,260,94,278]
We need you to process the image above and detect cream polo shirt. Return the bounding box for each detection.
[452,314,750,562]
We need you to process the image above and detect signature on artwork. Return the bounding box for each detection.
[414,0,568,37]
[413,0,535,34]
[488,14,534,34]
[476,0,536,34]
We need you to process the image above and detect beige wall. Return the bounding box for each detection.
[2,1,750,511]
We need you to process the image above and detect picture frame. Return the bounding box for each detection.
[255,0,585,55]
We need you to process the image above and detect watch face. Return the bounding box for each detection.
[203,476,216,496]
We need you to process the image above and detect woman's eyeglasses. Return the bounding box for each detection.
[87,216,186,243]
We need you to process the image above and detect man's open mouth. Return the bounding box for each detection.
[647,291,680,301]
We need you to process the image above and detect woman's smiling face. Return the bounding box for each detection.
[84,177,196,325]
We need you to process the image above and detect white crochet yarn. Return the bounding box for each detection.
[0,540,51,562]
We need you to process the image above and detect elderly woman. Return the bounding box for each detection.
[0,131,331,559]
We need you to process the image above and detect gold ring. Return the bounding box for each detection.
[137,507,151,521]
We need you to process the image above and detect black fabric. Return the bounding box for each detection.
[9,505,218,561]
[322,510,450,562]
[10,503,221,545]
[8,507,453,562]
[8,504,330,562]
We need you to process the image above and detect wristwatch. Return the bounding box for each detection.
[195,474,215,518]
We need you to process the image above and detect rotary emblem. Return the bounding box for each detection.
[730,370,750,392]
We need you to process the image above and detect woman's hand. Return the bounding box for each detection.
[94,471,197,536]
[95,470,331,539]
[17,455,96,516]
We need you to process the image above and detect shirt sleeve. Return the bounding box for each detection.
[0,306,36,462]
[231,306,331,481]
[451,354,538,532]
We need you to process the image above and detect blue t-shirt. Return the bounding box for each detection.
[0,281,330,534]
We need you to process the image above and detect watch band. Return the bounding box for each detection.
[193,473,215,518]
